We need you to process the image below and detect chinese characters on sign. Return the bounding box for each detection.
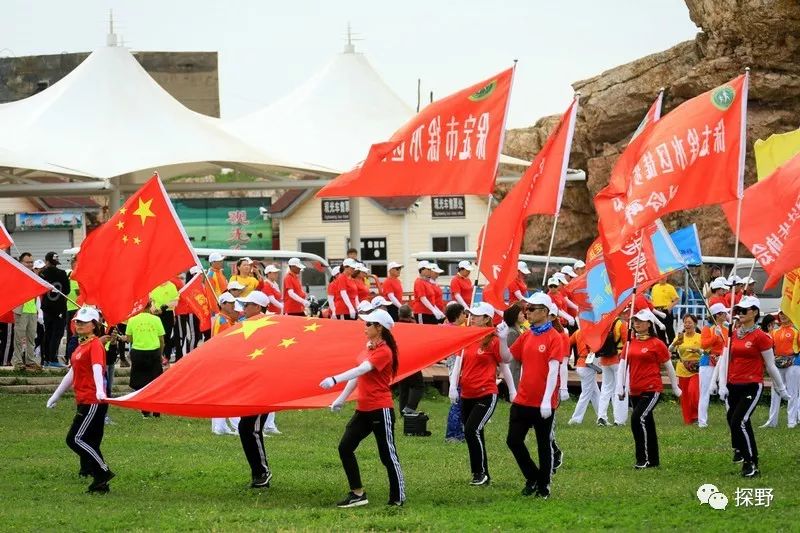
[15,212,83,230]
[226,209,250,249]
[387,113,491,165]
[750,192,800,266]
[431,196,466,219]
[321,199,350,222]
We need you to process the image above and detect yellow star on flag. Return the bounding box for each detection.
[122,235,129,244]
[247,348,265,360]
[133,236,141,245]
[278,337,297,348]
[133,197,156,226]
[227,316,278,340]
[115,220,124,230]
[119,207,127,215]
[304,322,321,332]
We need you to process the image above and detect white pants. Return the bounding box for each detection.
[697,365,716,427]
[787,365,800,427]
[211,417,240,434]
[570,366,600,423]
[265,412,278,431]
[598,363,628,424]
[764,367,790,427]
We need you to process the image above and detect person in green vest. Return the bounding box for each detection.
[150,279,180,363]
[126,301,166,418]
[12,253,41,371]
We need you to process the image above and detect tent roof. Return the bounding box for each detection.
[0,46,330,184]
[224,45,528,174]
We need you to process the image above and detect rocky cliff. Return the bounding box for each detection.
[503,0,800,258]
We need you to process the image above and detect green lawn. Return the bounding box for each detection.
[0,392,797,531]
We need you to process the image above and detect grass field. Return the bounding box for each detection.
[1,391,797,531]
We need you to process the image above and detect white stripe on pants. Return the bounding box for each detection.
[697,365,715,427]
[598,363,628,424]
[570,366,600,423]
[786,365,800,427]
[764,367,789,427]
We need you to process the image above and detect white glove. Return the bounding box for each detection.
[330,400,344,412]
[434,309,445,321]
[320,377,336,389]
[559,389,570,401]
[709,382,718,395]
[657,321,666,331]
[495,322,509,340]
[96,390,107,401]
[777,387,791,401]
[718,386,729,400]
[349,311,356,320]
[540,404,552,419]
[46,396,58,409]
[448,388,459,404]
[673,386,682,398]
[615,387,624,401]
[509,390,517,403]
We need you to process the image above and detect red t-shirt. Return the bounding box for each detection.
[707,295,727,308]
[507,277,528,305]
[729,328,773,384]
[450,275,473,306]
[282,272,306,314]
[357,279,370,303]
[70,337,106,405]
[622,337,670,395]
[634,294,654,312]
[381,276,404,304]
[723,291,743,308]
[334,276,359,315]
[510,328,563,408]
[261,280,283,314]
[431,281,444,311]
[356,342,394,411]
[459,336,501,399]
[412,277,436,315]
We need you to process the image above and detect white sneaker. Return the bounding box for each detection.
[760,422,777,429]
[265,427,282,435]
[567,419,580,425]
[212,430,228,436]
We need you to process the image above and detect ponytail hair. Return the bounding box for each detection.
[380,327,399,377]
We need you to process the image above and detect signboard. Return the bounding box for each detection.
[172,198,272,250]
[15,211,83,230]
[431,196,466,218]
[321,199,350,222]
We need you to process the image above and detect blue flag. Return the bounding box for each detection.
[669,224,703,266]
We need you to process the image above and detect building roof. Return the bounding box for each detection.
[270,189,418,218]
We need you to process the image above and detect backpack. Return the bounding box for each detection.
[596,320,622,357]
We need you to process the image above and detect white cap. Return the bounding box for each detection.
[561,265,578,278]
[522,292,553,307]
[359,308,394,330]
[342,258,358,268]
[208,252,225,262]
[736,295,761,310]
[457,260,474,272]
[468,301,495,317]
[546,302,559,316]
[741,276,756,285]
[727,274,743,286]
[357,300,375,313]
[73,306,100,323]
[190,265,203,275]
[263,264,280,274]
[218,292,236,305]
[371,295,391,307]
[573,260,586,269]
[356,263,370,273]
[388,261,403,270]
[633,309,658,323]
[287,257,306,270]
[708,302,728,316]
[330,266,341,276]
[33,259,45,269]
[547,276,560,287]
[430,263,444,273]
[227,280,246,291]
[240,257,254,264]
[238,291,269,308]
[553,272,569,285]
[418,260,432,270]
[710,277,729,290]
[517,261,531,275]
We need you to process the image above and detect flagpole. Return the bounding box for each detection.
[541,213,560,286]
[620,230,644,398]
[471,194,496,307]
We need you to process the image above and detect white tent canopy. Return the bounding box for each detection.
[224,43,529,174]
[0,46,330,185]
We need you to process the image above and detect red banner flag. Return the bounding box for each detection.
[0,249,52,316]
[478,99,578,309]
[317,67,514,198]
[107,315,492,417]
[73,174,198,325]
[595,74,748,253]
[175,274,219,332]
[604,223,663,299]
[0,223,12,250]
[722,152,800,289]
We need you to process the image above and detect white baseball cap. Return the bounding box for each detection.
[342,258,358,268]
[228,280,246,291]
[357,300,375,313]
[330,266,341,276]
[356,263,370,273]
[633,309,658,323]
[33,259,45,269]
[573,260,586,269]
[727,274,743,286]
[371,295,391,307]
[741,276,756,285]
[208,252,225,262]
[736,295,761,310]
[561,265,578,278]
[710,276,729,290]
[418,260,432,270]
[240,257,254,264]
[73,306,100,323]
[430,263,444,274]
[523,292,553,307]
[457,260,474,272]
[708,302,728,316]
[468,301,495,317]
[359,308,394,330]
[553,272,569,285]
[190,265,203,275]
[263,264,280,274]
[218,292,236,305]
[238,291,269,308]
[287,257,306,270]
[546,302,559,316]
[517,261,531,275]
[547,276,560,287]
[388,261,403,270]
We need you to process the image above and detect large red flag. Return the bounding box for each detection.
[478,98,578,309]
[604,222,663,299]
[73,174,198,325]
[175,274,219,332]
[0,249,52,316]
[596,73,748,252]
[0,223,12,250]
[317,67,514,198]
[107,315,492,417]
[722,152,800,289]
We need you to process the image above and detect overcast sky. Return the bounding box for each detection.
[1,1,699,128]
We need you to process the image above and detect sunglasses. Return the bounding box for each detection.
[733,307,756,315]
[365,322,378,328]
[526,305,547,312]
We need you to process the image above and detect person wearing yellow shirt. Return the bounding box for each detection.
[651,279,680,344]
[229,258,261,297]
[670,314,702,425]
[126,302,166,418]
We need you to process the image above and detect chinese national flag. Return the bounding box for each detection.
[0,249,52,317]
[722,152,800,289]
[317,67,514,198]
[0,223,12,250]
[175,274,219,332]
[478,99,578,309]
[595,73,748,253]
[73,174,198,325]
[107,315,492,417]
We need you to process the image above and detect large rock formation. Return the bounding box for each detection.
[503,0,800,258]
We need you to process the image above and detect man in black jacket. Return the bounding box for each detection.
[39,252,69,367]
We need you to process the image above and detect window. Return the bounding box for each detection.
[298,239,326,287]
[432,235,467,275]
[346,237,388,278]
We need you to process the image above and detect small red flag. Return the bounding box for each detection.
[0,249,52,317]
[317,67,514,198]
[107,315,492,417]
[596,74,748,252]
[175,274,219,332]
[73,174,198,325]
[0,223,12,251]
[723,152,800,289]
[478,98,578,309]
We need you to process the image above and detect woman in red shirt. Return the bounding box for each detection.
[616,309,681,469]
[718,296,790,477]
[448,302,516,487]
[46,307,115,493]
[260,264,284,314]
[319,309,404,508]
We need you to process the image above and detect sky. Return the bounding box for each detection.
[0,1,699,128]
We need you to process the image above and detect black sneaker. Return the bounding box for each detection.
[732,450,744,464]
[86,482,110,494]
[469,473,490,486]
[634,461,650,469]
[741,461,760,478]
[521,481,538,496]
[552,449,563,473]
[336,491,368,508]
[87,470,115,493]
[536,486,551,499]
[597,418,608,427]
[251,472,272,488]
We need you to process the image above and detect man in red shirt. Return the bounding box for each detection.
[283,258,309,316]
[507,261,530,306]
[413,261,443,323]
[450,260,474,309]
[381,261,405,321]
